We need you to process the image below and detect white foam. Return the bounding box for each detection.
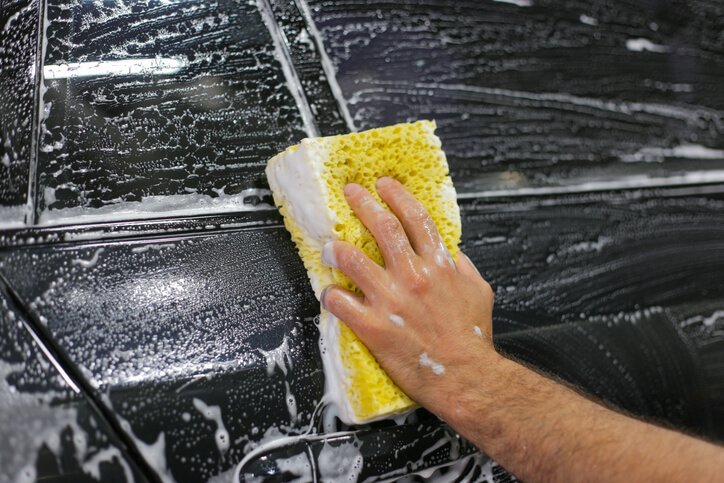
[259,336,293,377]
[0,205,26,229]
[621,143,724,163]
[117,416,176,482]
[703,311,724,327]
[131,243,173,254]
[419,353,445,375]
[71,247,105,268]
[457,170,724,199]
[567,236,612,254]
[43,58,187,79]
[284,380,298,422]
[626,38,671,53]
[193,398,230,454]
[318,439,364,482]
[266,141,339,296]
[275,452,313,482]
[433,250,456,270]
[82,447,135,482]
[389,314,405,327]
[0,359,89,482]
[36,189,273,226]
[3,0,34,31]
[318,312,357,425]
[493,0,532,7]
[206,465,238,483]
[579,14,598,26]
[473,326,483,337]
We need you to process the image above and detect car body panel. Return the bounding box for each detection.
[1,0,723,481]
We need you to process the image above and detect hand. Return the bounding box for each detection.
[319,177,497,421]
[319,178,724,483]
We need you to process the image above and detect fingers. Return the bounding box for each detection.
[456,251,482,280]
[375,177,448,257]
[320,284,368,325]
[322,240,386,297]
[344,183,416,269]
[457,251,495,305]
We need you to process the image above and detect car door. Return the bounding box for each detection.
[1,0,723,482]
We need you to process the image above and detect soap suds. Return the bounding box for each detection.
[118,416,175,483]
[71,248,104,268]
[473,326,483,337]
[620,143,724,163]
[419,353,445,375]
[0,206,26,229]
[259,336,293,377]
[284,380,298,422]
[579,14,598,25]
[275,451,313,482]
[493,0,532,6]
[389,314,405,327]
[192,398,230,454]
[43,58,187,79]
[317,439,364,483]
[37,189,273,226]
[626,38,671,53]
[82,447,134,482]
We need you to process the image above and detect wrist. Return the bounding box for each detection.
[437,350,510,430]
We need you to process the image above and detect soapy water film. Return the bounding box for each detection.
[0,291,145,483]
[1,0,724,482]
[2,0,723,227]
[2,190,722,481]
[309,0,724,194]
[4,0,315,228]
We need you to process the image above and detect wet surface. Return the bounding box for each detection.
[308,0,724,193]
[0,230,325,480]
[35,0,310,223]
[0,0,38,227]
[0,281,148,482]
[0,0,723,481]
[1,188,722,480]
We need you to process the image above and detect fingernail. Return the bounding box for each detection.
[377,177,394,188]
[320,286,330,310]
[321,241,337,268]
[344,183,363,196]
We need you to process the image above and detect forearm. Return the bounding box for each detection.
[443,353,724,482]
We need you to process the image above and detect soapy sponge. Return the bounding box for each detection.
[266,120,461,424]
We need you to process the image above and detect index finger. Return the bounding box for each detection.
[375,177,449,258]
[343,183,417,271]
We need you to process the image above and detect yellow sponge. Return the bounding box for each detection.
[265,120,461,424]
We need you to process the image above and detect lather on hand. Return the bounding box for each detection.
[320,176,724,483]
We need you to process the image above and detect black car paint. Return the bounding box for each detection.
[1,0,723,481]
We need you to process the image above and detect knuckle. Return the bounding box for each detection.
[404,268,433,293]
[374,212,402,236]
[481,280,494,303]
[336,247,364,271]
[404,203,431,224]
[363,321,384,340]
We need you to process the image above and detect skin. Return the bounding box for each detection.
[320,177,724,482]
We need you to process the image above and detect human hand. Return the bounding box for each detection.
[319,177,497,422]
